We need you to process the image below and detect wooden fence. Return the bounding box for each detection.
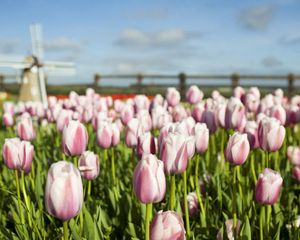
[94,73,300,95]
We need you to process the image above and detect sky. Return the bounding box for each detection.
[0,0,300,85]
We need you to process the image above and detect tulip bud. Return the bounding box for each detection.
[62,120,88,156]
[133,154,166,203]
[45,161,83,221]
[111,123,121,146]
[292,166,300,182]
[150,210,185,240]
[121,105,134,125]
[216,219,241,240]
[17,116,36,141]
[233,86,245,103]
[97,121,113,148]
[225,132,250,165]
[125,118,144,148]
[3,112,14,127]
[160,132,189,174]
[225,97,246,131]
[56,109,72,132]
[255,168,283,205]
[202,109,217,133]
[185,85,203,104]
[194,123,209,154]
[2,138,34,174]
[244,121,260,149]
[182,192,199,217]
[258,117,285,152]
[166,87,180,107]
[192,103,205,122]
[78,151,100,180]
[136,132,156,158]
[287,146,300,166]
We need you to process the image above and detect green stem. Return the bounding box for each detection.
[170,175,176,210]
[266,205,272,236]
[87,180,92,200]
[111,147,116,185]
[63,221,68,240]
[145,203,152,240]
[15,170,24,224]
[183,170,191,238]
[195,155,206,227]
[260,205,265,240]
[30,161,36,190]
[250,152,257,183]
[21,170,32,227]
[232,166,237,235]
[266,151,269,169]
[236,166,243,212]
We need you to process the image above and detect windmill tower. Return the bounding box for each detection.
[0,24,75,105]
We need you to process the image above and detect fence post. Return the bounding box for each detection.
[94,74,101,87]
[0,75,4,89]
[231,73,240,91]
[178,72,187,97]
[137,74,143,93]
[288,73,295,96]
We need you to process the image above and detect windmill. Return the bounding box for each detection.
[0,24,76,105]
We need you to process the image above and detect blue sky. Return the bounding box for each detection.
[0,0,300,85]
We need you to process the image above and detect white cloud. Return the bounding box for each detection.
[280,34,300,45]
[0,39,20,54]
[44,37,81,51]
[115,28,199,48]
[261,56,283,67]
[239,5,275,30]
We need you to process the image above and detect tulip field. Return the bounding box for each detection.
[1,86,300,239]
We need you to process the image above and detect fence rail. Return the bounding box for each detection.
[93,73,300,95]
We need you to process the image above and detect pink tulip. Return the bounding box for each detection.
[245,93,259,113]
[125,118,144,148]
[150,210,185,240]
[78,151,100,180]
[244,121,260,149]
[225,132,250,165]
[97,121,113,149]
[258,117,285,152]
[267,104,286,125]
[160,132,189,174]
[62,120,88,156]
[287,146,300,166]
[111,123,121,146]
[133,154,166,203]
[134,95,150,112]
[56,109,72,132]
[3,112,14,127]
[233,86,245,103]
[255,168,283,205]
[186,85,203,104]
[201,109,217,133]
[225,97,246,131]
[137,110,152,132]
[183,192,199,217]
[216,219,241,240]
[293,166,300,182]
[45,161,83,221]
[248,87,260,99]
[17,116,36,141]
[157,112,173,130]
[194,123,209,154]
[121,104,134,125]
[2,138,34,174]
[215,102,227,128]
[192,103,205,122]
[137,132,157,158]
[286,105,300,125]
[166,87,180,107]
[3,102,15,115]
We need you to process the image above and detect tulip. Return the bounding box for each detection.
[125,118,144,148]
[245,93,259,113]
[249,86,261,99]
[2,138,34,174]
[225,97,246,131]
[137,132,157,158]
[216,219,241,240]
[293,166,300,182]
[111,123,121,146]
[286,105,300,125]
[62,120,88,156]
[192,103,205,122]
[287,146,300,166]
[233,86,245,102]
[225,132,250,165]
[267,104,286,125]
[45,161,83,221]
[194,123,209,154]
[255,168,283,205]
[185,85,203,104]
[121,104,134,125]
[133,154,166,204]
[258,117,285,152]
[201,109,217,133]
[160,132,189,174]
[17,116,36,141]
[3,112,14,127]
[166,87,180,107]
[244,121,260,149]
[134,95,150,112]
[150,210,185,240]
[3,101,15,115]
[97,121,113,149]
[56,109,72,133]
[157,113,173,130]
[78,151,100,180]
[215,102,227,128]
[171,105,188,122]
[182,192,199,217]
